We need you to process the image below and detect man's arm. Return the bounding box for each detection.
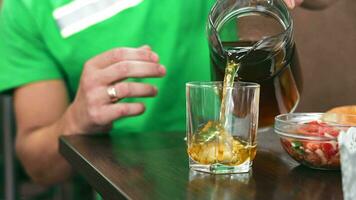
[14,80,74,185]
[13,46,165,185]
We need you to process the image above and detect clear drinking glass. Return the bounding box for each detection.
[186,81,260,174]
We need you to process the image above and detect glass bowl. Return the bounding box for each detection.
[274,113,356,170]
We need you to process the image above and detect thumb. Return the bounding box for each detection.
[284,0,296,9]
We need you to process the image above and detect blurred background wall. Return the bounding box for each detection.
[293,0,356,112]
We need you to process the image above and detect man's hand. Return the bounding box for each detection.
[284,0,304,9]
[67,45,166,134]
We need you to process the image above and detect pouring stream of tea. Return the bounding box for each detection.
[219,51,241,125]
[194,48,248,143]
[188,50,257,165]
[218,33,286,125]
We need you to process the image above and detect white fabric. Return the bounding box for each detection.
[339,127,356,200]
[53,0,144,38]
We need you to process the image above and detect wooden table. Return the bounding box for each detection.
[59,130,343,200]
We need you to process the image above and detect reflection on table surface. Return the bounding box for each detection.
[60,130,343,200]
[187,170,255,200]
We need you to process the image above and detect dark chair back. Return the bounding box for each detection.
[1,94,16,200]
[1,94,95,200]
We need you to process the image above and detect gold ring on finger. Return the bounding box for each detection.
[107,86,119,102]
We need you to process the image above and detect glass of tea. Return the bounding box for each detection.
[208,0,303,128]
[186,81,260,174]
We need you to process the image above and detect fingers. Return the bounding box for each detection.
[99,103,145,123]
[284,0,303,9]
[98,61,166,84]
[284,0,294,8]
[111,82,158,101]
[74,45,163,133]
[139,45,151,51]
[87,82,157,105]
[77,45,162,130]
[86,46,159,69]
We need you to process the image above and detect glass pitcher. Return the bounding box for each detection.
[208,0,303,128]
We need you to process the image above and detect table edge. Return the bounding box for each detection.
[59,136,129,200]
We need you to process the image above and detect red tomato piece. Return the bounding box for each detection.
[321,143,337,159]
[298,121,340,138]
[281,139,292,148]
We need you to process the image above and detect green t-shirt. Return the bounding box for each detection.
[0,0,215,134]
